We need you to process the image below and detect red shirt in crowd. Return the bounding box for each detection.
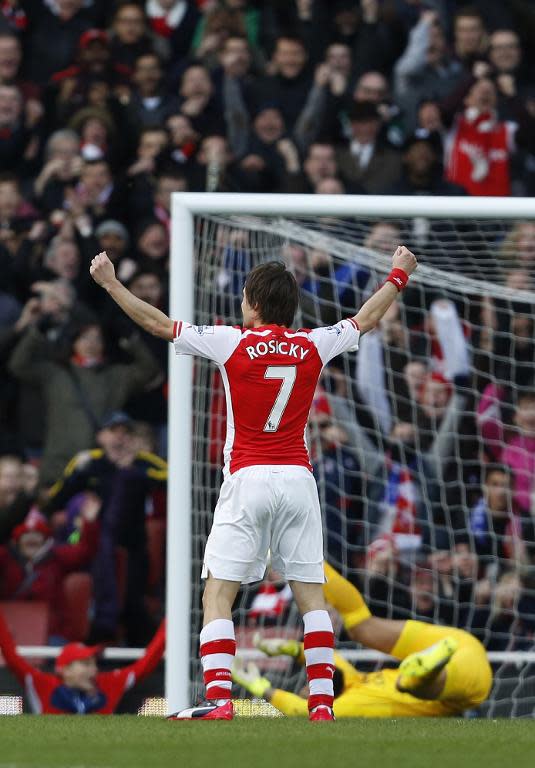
[0,613,165,714]
[446,109,514,196]
[0,520,99,637]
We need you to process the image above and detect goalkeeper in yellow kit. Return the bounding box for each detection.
[233,563,492,717]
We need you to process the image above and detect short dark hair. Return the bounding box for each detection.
[307,141,335,158]
[83,158,110,170]
[0,171,19,186]
[156,165,187,184]
[275,34,306,50]
[0,31,20,44]
[114,1,147,19]
[126,267,164,287]
[484,463,511,482]
[223,34,249,47]
[139,125,167,137]
[244,261,299,328]
[454,6,484,24]
[517,391,535,405]
[135,51,162,68]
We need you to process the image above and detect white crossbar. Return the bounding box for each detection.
[12,646,535,665]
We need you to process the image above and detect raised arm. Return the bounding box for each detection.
[353,246,417,334]
[99,620,166,692]
[120,619,166,683]
[90,252,175,341]
[0,606,37,683]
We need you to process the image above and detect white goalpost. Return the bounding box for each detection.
[168,193,535,717]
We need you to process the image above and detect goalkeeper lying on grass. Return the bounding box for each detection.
[233,563,492,717]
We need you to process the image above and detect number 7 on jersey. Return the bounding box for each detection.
[263,366,297,433]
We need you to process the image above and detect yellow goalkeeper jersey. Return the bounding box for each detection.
[271,623,492,718]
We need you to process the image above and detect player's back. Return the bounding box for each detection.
[224,324,323,474]
[173,317,360,476]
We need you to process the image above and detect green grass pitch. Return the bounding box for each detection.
[0,717,534,768]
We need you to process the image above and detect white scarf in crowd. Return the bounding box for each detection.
[357,327,392,436]
[146,0,188,28]
[431,299,471,379]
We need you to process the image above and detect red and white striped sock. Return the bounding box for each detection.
[200,619,236,702]
[303,610,335,712]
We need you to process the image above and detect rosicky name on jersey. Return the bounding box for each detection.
[245,340,311,361]
[173,319,360,475]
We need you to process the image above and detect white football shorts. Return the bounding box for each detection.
[201,465,324,584]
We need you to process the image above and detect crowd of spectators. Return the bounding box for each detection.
[1,0,535,663]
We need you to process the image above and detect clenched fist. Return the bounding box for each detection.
[90,251,116,289]
[392,245,418,276]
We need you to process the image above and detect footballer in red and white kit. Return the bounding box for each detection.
[172,319,360,584]
[90,246,417,723]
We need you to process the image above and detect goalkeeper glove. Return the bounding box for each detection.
[232,659,271,698]
[253,632,300,658]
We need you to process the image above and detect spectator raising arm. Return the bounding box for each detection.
[7,326,51,385]
[44,451,97,516]
[114,333,162,397]
[394,12,434,94]
[99,619,166,692]
[0,609,166,714]
[53,495,100,572]
[0,609,41,686]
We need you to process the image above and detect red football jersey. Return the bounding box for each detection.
[173,319,360,475]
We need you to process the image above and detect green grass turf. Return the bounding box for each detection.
[0,717,535,768]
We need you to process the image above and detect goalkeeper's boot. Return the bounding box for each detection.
[309,705,335,722]
[397,636,459,693]
[167,700,234,721]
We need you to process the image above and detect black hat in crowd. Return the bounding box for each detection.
[348,101,381,123]
[402,129,443,155]
[99,411,134,431]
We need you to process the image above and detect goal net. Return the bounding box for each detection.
[168,194,535,719]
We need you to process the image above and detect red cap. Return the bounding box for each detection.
[79,29,109,49]
[55,643,102,671]
[11,519,52,542]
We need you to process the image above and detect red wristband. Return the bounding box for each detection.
[385,268,409,292]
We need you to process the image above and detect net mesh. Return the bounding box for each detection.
[186,211,535,718]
